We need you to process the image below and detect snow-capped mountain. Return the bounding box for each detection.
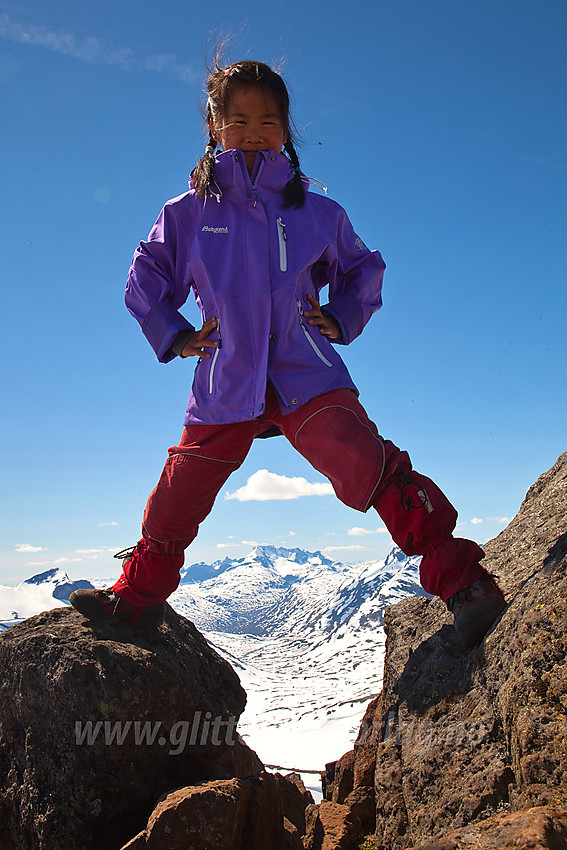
[0,568,94,629]
[0,546,428,794]
[172,545,350,635]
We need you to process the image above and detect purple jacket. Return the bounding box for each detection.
[126,149,385,425]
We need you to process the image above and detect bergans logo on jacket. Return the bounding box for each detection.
[126,149,385,427]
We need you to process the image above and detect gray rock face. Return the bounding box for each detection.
[0,604,262,850]
[322,452,567,849]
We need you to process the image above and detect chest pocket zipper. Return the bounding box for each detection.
[209,321,221,393]
[277,218,287,272]
[297,301,333,367]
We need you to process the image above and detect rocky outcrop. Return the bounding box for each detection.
[0,604,262,850]
[322,452,567,849]
[1,453,565,850]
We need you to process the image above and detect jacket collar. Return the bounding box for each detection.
[203,149,301,203]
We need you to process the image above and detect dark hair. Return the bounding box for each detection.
[192,58,305,208]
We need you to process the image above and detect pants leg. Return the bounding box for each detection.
[112,419,257,607]
[371,461,485,601]
[269,387,485,602]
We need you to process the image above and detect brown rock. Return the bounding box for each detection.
[304,803,326,849]
[406,805,567,849]
[285,771,316,806]
[0,604,262,850]
[284,816,307,850]
[274,771,315,835]
[122,773,300,850]
[311,454,567,849]
[368,452,567,849]
[324,749,355,803]
[353,695,382,790]
[323,697,383,831]
[303,800,364,850]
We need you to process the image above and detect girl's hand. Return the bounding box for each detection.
[181,317,219,358]
[303,294,341,340]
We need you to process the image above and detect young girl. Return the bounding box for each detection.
[71,59,505,648]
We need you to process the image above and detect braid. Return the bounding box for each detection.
[282,139,305,208]
[191,130,218,197]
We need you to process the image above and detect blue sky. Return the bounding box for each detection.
[2,0,566,584]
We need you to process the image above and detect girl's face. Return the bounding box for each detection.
[211,85,288,174]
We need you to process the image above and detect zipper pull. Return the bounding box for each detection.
[278,218,288,272]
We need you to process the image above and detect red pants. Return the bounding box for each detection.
[113,387,485,607]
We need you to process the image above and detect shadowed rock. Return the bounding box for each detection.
[322,452,567,849]
[0,604,262,850]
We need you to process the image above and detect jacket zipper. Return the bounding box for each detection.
[277,217,287,272]
[252,158,265,206]
[209,320,221,393]
[297,301,333,367]
[267,372,290,407]
[239,153,266,206]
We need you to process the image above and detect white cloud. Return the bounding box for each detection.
[217,540,259,549]
[347,527,388,536]
[224,469,333,502]
[74,549,104,555]
[322,544,365,553]
[288,531,296,536]
[25,557,82,567]
[488,516,510,524]
[144,53,196,84]
[15,544,44,553]
[470,517,484,525]
[0,15,134,67]
[0,14,197,83]
[98,521,119,527]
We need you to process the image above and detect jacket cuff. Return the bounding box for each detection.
[142,301,195,363]
[171,329,195,357]
[322,294,364,345]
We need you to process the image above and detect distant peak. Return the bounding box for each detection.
[23,568,69,586]
[384,547,407,566]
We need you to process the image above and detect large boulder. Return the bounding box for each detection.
[120,772,306,850]
[321,452,567,849]
[0,604,262,850]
